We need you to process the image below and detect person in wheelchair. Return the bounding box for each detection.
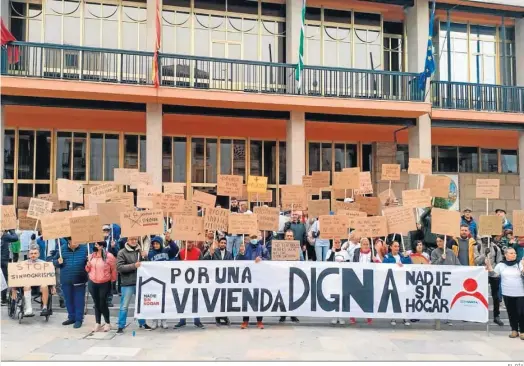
[10,244,55,317]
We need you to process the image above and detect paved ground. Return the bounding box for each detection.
[1,309,523,361]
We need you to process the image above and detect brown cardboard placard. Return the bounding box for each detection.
[476,179,500,199]
[247,175,268,194]
[129,171,153,189]
[0,205,17,231]
[381,164,401,181]
[192,189,217,209]
[89,183,119,199]
[37,194,67,211]
[311,171,330,189]
[41,211,72,240]
[217,174,243,197]
[378,189,397,205]
[281,185,307,211]
[228,213,258,235]
[402,189,432,208]
[204,207,229,232]
[172,215,205,241]
[249,190,273,203]
[333,201,360,212]
[271,240,300,261]
[513,210,524,236]
[163,182,186,195]
[337,209,367,228]
[307,199,330,219]
[96,202,127,225]
[354,172,373,195]
[70,215,103,244]
[27,198,53,220]
[107,192,135,210]
[431,208,461,237]
[355,196,381,216]
[423,175,451,198]
[408,158,432,175]
[354,216,388,237]
[114,168,138,185]
[478,215,503,236]
[8,262,56,287]
[57,178,84,204]
[71,210,92,218]
[18,209,40,231]
[319,215,349,239]
[302,175,316,194]
[383,206,417,234]
[120,209,165,237]
[137,185,162,209]
[333,169,360,190]
[253,206,280,231]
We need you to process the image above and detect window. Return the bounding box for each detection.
[4,130,15,179]
[249,140,277,185]
[308,142,360,179]
[499,27,516,86]
[90,133,120,181]
[481,148,498,173]
[124,134,147,172]
[437,146,458,172]
[9,0,42,42]
[191,138,217,184]
[279,141,286,185]
[501,150,517,173]
[458,147,478,173]
[396,144,409,170]
[362,144,372,172]
[56,132,87,180]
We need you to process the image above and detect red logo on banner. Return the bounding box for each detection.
[450,278,488,309]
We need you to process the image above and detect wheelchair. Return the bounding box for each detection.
[7,286,54,324]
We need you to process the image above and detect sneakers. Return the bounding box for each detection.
[290,317,299,323]
[241,321,249,329]
[404,320,411,326]
[174,321,186,329]
[331,319,338,325]
[509,331,519,338]
[194,322,205,329]
[446,320,453,326]
[59,299,66,308]
[338,319,345,325]
[257,321,264,329]
[140,324,153,331]
[116,328,124,334]
[494,317,504,326]
[151,320,158,330]
[62,319,75,326]
[367,318,373,325]
[161,320,169,329]
[349,318,356,325]
[103,323,111,332]
[390,320,397,326]
[40,307,50,317]
[93,323,102,332]
[73,321,83,329]
[223,317,231,326]
[279,316,286,323]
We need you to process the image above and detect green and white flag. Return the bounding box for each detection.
[295,0,306,92]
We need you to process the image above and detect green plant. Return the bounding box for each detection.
[433,197,449,209]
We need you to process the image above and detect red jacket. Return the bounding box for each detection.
[180,247,202,260]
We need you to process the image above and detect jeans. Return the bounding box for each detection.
[1,263,8,302]
[226,235,242,257]
[118,285,146,329]
[62,283,86,322]
[488,277,501,318]
[178,318,202,325]
[503,295,524,333]
[299,250,304,261]
[88,281,111,324]
[243,316,263,322]
[55,267,64,301]
[315,246,329,262]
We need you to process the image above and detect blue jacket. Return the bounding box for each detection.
[164,240,180,260]
[1,231,18,264]
[461,216,478,239]
[53,243,88,285]
[503,218,513,232]
[45,238,68,261]
[105,224,122,257]
[242,242,269,261]
[148,236,170,261]
[383,253,412,265]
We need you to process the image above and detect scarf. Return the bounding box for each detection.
[502,258,518,266]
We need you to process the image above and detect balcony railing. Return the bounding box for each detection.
[431,80,524,114]
[2,41,424,102]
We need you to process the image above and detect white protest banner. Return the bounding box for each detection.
[0,205,17,231]
[8,261,56,287]
[27,198,53,220]
[57,178,84,204]
[135,262,488,322]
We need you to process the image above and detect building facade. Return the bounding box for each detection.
[1,0,523,220]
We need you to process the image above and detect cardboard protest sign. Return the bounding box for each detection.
[281,185,307,211]
[431,208,461,237]
[89,183,119,199]
[479,215,503,236]
[354,216,388,237]
[97,203,127,225]
[71,210,91,217]
[247,176,268,194]
[378,189,397,205]
[85,194,108,215]
[163,183,186,195]
[381,164,401,181]
[333,169,360,190]
[37,194,67,211]
[402,189,432,208]
[120,210,165,237]
[27,198,53,220]
[383,206,417,234]
[355,196,381,216]
[319,215,349,239]
[114,168,138,185]
[41,211,72,240]
[107,192,135,210]
[476,179,500,199]
[137,186,162,209]
[228,213,258,235]
[513,210,524,236]
[18,209,40,231]
[204,207,229,232]
[70,215,103,244]
[172,216,205,241]
[152,194,186,214]
[249,190,273,203]
[217,175,243,197]
[192,189,217,209]
[0,205,17,231]
[302,175,316,194]
[57,178,84,204]
[253,206,280,231]
[130,171,153,189]
[331,189,347,200]
[337,209,367,228]
[307,199,330,218]
[423,175,451,198]
[178,201,198,216]
[271,240,300,261]
[312,171,330,189]
[355,172,373,195]
[17,196,31,209]
[333,201,360,212]
[8,262,56,287]
[408,158,432,175]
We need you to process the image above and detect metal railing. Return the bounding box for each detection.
[431,80,524,114]
[2,41,423,102]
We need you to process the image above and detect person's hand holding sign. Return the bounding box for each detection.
[135,261,141,268]
[58,257,64,264]
[255,256,262,263]
[210,241,217,256]
[111,240,116,248]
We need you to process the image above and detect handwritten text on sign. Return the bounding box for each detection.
[319,215,348,239]
[383,206,417,234]
[431,208,461,237]
[228,214,258,235]
[354,216,388,237]
[271,240,300,261]
[120,210,165,237]
[8,262,56,287]
[513,210,524,236]
[423,175,451,198]
[402,189,432,208]
[281,185,307,211]
[476,179,500,199]
[114,168,138,185]
[247,176,268,194]
[70,215,103,244]
[57,179,84,204]
[41,211,72,240]
[333,169,359,190]
[192,190,217,209]
[355,172,373,195]
[172,216,205,241]
[381,164,401,181]
[90,183,119,198]
[0,205,16,231]
[337,209,367,228]
[408,158,432,175]
[253,206,280,231]
[217,175,243,197]
[204,207,229,232]
[27,198,54,220]
[478,215,503,236]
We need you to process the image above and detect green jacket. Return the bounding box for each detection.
[10,240,21,254]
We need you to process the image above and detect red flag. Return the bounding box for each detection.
[152,0,161,88]
[1,19,19,63]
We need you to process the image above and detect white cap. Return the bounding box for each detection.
[102,225,111,231]
[344,198,355,203]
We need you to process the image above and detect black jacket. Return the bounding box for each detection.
[203,249,233,260]
[1,231,18,265]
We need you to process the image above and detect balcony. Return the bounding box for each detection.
[1,41,423,103]
[431,80,524,114]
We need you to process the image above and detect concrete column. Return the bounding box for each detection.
[1,0,10,29]
[516,18,524,87]
[519,132,524,209]
[286,0,301,65]
[406,0,430,101]
[146,103,163,190]
[0,105,4,203]
[408,114,432,189]
[146,0,162,52]
[286,111,306,185]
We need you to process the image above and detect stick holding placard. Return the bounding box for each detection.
[371,237,375,258]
